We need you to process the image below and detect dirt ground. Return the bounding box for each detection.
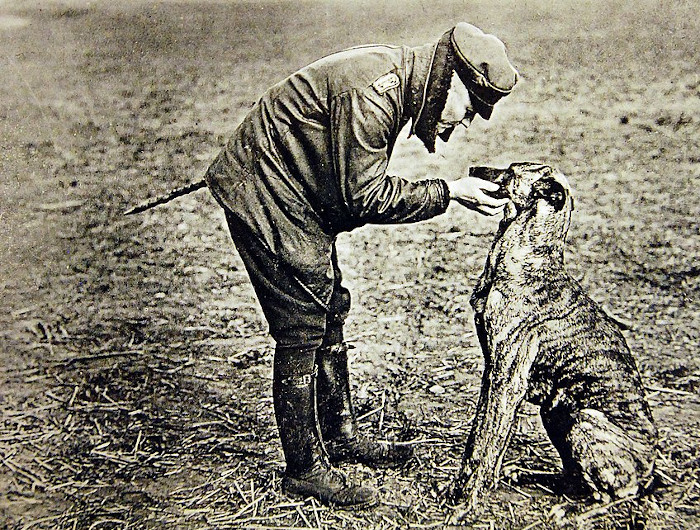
[0,1,698,528]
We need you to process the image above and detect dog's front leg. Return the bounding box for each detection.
[451,326,540,515]
[450,313,492,494]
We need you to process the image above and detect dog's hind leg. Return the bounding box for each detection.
[540,402,591,495]
[564,408,656,500]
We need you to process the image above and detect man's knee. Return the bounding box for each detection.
[328,285,351,326]
[268,305,326,350]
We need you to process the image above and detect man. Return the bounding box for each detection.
[205,22,518,509]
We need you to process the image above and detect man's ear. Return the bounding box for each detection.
[532,177,567,211]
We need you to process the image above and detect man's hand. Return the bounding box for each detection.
[447,177,510,216]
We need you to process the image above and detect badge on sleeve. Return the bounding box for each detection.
[372,72,400,94]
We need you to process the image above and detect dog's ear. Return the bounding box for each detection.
[532,177,567,211]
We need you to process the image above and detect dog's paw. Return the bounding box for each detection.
[445,494,482,525]
[444,473,470,505]
[548,501,578,526]
[501,462,521,483]
[446,506,470,525]
[444,483,462,505]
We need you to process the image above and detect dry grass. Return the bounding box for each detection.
[2,313,698,528]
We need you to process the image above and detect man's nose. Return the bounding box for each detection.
[458,110,475,130]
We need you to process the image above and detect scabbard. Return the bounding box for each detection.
[124,179,207,215]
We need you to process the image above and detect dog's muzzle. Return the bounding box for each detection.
[469,166,511,199]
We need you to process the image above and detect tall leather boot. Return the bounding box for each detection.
[273,348,378,509]
[316,342,413,468]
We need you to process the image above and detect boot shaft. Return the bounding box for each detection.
[272,346,379,509]
[273,347,325,476]
[315,342,414,469]
[316,343,357,441]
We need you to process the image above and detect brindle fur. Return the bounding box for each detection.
[449,163,657,515]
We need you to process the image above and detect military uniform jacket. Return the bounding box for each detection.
[205,43,450,308]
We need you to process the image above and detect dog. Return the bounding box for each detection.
[448,162,657,515]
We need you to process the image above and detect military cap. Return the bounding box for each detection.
[450,22,519,119]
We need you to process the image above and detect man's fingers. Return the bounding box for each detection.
[477,192,510,208]
[476,202,507,216]
[477,180,501,192]
[448,177,510,216]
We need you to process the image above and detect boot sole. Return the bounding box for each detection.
[282,480,379,510]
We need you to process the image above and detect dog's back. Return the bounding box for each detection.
[527,274,650,423]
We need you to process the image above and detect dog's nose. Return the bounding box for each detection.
[470,166,501,181]
[470,166,509,183]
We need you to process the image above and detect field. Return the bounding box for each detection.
[0,0,698,528]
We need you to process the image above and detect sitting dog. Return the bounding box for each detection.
[448,163,657,514]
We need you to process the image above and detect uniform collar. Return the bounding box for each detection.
[406,42,436,132]
[406,32,455,153]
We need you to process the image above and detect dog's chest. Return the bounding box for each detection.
[480,282,542,357]
[482,274,538,324]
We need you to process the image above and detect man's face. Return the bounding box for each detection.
[437,72,476,142]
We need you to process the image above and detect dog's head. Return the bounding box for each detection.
[471,162,574,248]
[471,162,572,216]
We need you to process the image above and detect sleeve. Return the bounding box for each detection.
[330,88,450,227]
